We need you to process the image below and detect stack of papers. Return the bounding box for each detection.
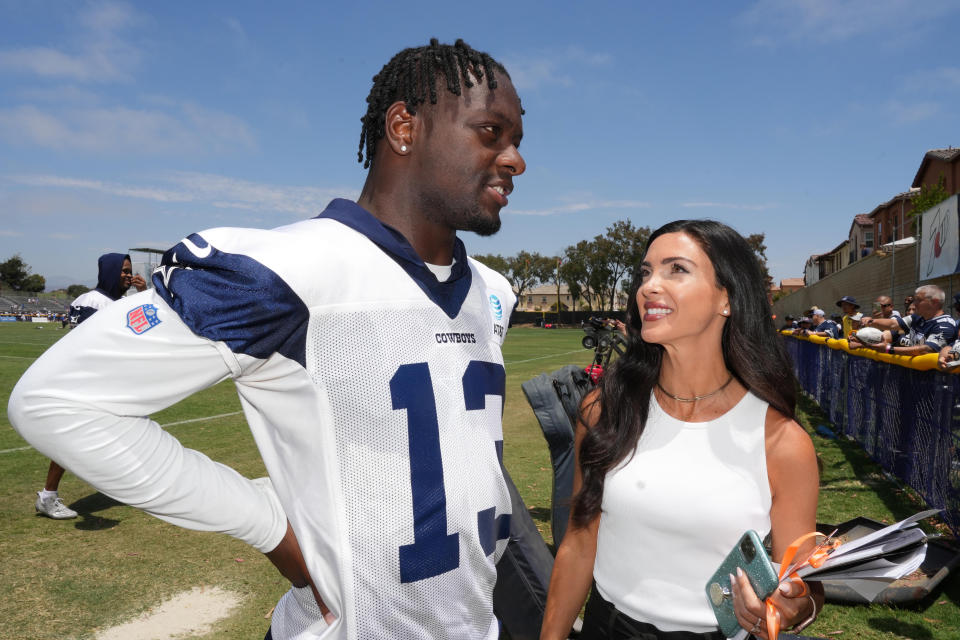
[786,509,938,602]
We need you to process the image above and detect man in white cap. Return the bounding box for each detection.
[811,309,840,339]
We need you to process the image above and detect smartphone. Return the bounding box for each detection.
[705,531,780,638]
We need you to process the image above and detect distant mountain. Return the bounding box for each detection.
[44,274,95,292]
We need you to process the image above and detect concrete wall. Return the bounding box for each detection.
[772,242,960,319]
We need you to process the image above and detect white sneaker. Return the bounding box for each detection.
[35,493,78,519]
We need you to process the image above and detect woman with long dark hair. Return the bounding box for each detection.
[541,220,821,639]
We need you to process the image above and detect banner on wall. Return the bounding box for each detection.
[920,194,960,280]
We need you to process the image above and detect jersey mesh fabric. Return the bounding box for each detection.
[306,290,510,638]
[271,586,329,638]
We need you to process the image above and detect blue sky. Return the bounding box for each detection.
[2,0,959,289]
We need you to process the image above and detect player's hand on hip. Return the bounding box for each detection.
[265,521,336,623]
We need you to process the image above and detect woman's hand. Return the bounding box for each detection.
[731,569,814,638]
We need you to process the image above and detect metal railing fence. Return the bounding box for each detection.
[783,336,960,534]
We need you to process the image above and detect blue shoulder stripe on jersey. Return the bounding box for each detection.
[152,234,308,367]
[70,304,99,325]
[317,199,473,319]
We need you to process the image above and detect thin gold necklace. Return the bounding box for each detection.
[657,375,734,403]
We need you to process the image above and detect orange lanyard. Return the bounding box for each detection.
[764,531,838,639]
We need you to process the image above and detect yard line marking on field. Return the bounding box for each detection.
[0,445,32,454]
[505,349,586,365]
[1,411,246,455]
[159,411,243,428]
[0,354,37,360]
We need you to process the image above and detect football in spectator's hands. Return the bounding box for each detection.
[855,327,884,345]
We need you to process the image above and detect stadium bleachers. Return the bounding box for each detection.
[0,294,69,314]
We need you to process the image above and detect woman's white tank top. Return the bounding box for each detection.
[593,390,772,633]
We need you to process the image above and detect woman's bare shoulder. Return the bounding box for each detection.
[764,405,817,470]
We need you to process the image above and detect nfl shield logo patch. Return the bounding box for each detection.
[126,304,161,335]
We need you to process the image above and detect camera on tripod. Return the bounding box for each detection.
[581,316,627,368]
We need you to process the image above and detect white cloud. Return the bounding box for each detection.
[14,85,103,105]
[885,100,940,123]
[164,172,353,216]
[0,230,23,237]
[6,172,356,216]
[739,0,958,45]
[0,103,256,154]
[78,0,141,33]
[9,175,193,202]
[501,45,613,90]
[509,200,650,216]
[681,202,778,211]
[224,16,249,44]
[0,1,142,82]
[902,67,960,93]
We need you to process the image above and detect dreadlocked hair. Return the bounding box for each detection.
[357,38,516,168]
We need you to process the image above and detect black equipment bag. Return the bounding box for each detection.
[494,465,556,639]
[520,365,593,547]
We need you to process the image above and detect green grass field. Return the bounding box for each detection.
[0,322,958,639]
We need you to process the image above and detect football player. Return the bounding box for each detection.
[10,39,524,640]
[34,253,146,520]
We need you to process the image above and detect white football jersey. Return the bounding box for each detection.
[68,288,114,325]
[10,199,516,640]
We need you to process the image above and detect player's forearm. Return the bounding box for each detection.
[9,388,287,551]
[8,291,287,552]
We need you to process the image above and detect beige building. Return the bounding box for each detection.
[517,283,574,312]
[515,283,629,312]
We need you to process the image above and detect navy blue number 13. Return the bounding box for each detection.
[391,360,510,583]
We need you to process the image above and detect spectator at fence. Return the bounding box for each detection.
[855,285,957,357]
[836,295,860,338]
[849,312,864,334]
[937,341,960,370]
[793,316,813,336]
[890,300,919,346]
[811,309,841,339]
[873,295,900,320]
[903,295,914,316]
[937,294,960,371]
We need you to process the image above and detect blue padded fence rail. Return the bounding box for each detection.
[783,336,960,535]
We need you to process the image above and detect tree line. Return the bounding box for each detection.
[474,221,771,313]
[474,220,653,313]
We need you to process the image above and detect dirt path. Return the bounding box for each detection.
[94,586,242,640]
